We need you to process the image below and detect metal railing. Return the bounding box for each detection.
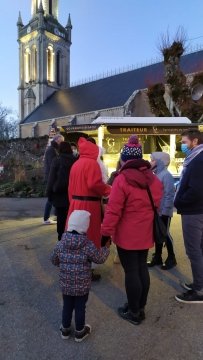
[70,43,203,88]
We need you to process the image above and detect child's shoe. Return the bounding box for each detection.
[75,325,92,342]
[60,325,71,339]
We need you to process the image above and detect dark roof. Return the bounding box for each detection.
[22,50,203,124]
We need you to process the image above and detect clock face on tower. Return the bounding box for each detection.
[54,27,65,39]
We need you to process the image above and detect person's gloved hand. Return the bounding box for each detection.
[101,235,111,247]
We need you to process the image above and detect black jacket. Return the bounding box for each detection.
[44,141,59,181]
[46,153,75,208]
[174,151,203,214]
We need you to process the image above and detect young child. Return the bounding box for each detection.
[51,210,110,342]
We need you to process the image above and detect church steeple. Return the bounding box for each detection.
[32,0,58,19]
[18,0,72,121]
[17,11,23,27]
[37,0,44,14]
[66,14,72,29]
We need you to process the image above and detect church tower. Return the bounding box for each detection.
[17,0,72,120]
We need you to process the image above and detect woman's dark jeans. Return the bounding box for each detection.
[117,247,150,314]
[155,215,175,257]
[62,294,89,331]
[43,199,53,221]
[56,207,68,240]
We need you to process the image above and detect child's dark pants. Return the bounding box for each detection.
[62,294,89,331]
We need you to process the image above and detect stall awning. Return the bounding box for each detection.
[92,116,192,125]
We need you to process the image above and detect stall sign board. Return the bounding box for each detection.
[107,126,198,135]
[62,125,99,132]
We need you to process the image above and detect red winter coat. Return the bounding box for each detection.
[101,159,163,250]
[66,137,111,248]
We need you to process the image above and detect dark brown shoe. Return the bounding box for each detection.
[147,254,163,267]
[161,256,177,270]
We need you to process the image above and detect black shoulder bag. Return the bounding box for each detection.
[146,186,167,245]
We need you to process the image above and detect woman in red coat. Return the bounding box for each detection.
[66,137,111,279]
[101,135,163,325]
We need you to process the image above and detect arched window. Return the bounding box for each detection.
[25,48,31,83]
[32,46,37,81]
[32,0,42,15]
[56,51,61,85]
[47,46,54,82]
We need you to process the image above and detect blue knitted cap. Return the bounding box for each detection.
[121,135,142,162]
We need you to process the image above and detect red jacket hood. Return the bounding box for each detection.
[120,159,154,189]
[78,137,99,160]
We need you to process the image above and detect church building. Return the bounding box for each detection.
[18,1,203,138]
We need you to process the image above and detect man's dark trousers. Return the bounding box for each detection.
[182,214,203,292]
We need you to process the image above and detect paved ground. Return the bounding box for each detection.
[0,198,203,360]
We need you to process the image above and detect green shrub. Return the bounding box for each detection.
[13,181,28,192]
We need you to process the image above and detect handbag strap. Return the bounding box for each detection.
[146,186,156,213]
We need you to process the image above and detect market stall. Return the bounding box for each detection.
[54,117,201,177]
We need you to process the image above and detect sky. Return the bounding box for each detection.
[0,0,203,114]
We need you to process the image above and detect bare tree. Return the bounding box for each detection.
[158,27,188,63]
[0,104,19,140]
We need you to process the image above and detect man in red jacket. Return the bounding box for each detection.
[101,135,163,325]
[66,137,111,281]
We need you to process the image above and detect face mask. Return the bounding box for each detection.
[181,144,190,154]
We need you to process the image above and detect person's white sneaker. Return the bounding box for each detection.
[43,218,57,225]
